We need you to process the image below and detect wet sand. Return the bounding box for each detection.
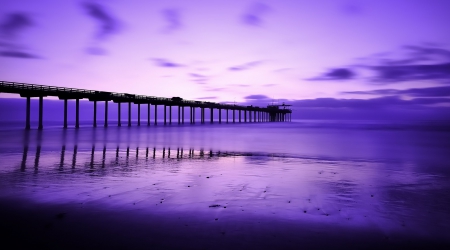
[1,197,448,250]
[1,123,450,249]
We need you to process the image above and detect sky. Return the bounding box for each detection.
[1,0,450,120]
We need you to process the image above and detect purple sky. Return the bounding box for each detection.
[1,0,450,120]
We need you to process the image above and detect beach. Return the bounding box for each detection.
[1,121,449,249]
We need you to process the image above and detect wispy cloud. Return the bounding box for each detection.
[244,94,270,100]
[0,12,40,59]
[241,2,271,27]
[161,8,182,33]
[152,58,184,68]
[343,86,450,97]
[290,96,450,109]
[0,13,33,38]
[307,68,356,81]
[189,73,209,84]
[307,45,450,84]
[229,61,262,71]
[205,87,226,92]
[0,50,41,59]
[81,2,122,40]
[196,96,217,100]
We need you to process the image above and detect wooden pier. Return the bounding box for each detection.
[0,81,292,129]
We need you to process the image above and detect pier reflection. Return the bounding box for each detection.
[17,144,262,171]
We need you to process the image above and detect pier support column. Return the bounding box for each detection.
[63,99,67,128]
[178,106,181,124]
[182,106,185,124]
[239,110,241,123]
[210,108,213,123]
[226,109,229,123]
[147,104,150,126]
[219,108,221,123]
[38,96,43,130]
[164,105,167,125]
[169,106,172,125]
[244,110,247,122]
[26,97,30,130]
[75,99,79,128]
[154,105,158,125]
[93,100,97,128]
[233,109,235,123]
[118,103,121,127]
[201,108,204,124]
[128,102,131,127]
[137,103,141,126]
[104,101,108,127]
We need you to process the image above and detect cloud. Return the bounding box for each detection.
[189,73,209,84]
[0,50,40,59]
[308,45,450,84]
[241,2,271,27]
[229,61,262,71]
[0,13,33,38]
[205,87,226,92]
[307,68,356,81]
[244,95,270,100]
[196,96,217,100]
[161,8,182,32]
[369,63,450,83]
[152,58,183,68]
[81,2,121,40]
[0,13,41,59]
[343,86,450,97]
[289,96,450,109]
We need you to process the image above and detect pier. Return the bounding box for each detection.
[0,81,292,129]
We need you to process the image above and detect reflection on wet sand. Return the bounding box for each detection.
[18,143,294,171]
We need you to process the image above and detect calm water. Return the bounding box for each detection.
[0,120,449,248]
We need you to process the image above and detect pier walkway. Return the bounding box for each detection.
[0,81,292,129]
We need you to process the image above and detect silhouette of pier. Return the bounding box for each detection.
[0,81,292,129]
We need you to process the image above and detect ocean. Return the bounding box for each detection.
[0,120,449,249]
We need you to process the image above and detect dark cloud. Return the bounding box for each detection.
[307,68,356,81]
[0,13,41,59]
[369,63,450,83]
[289,96,450,109]
[241,3,270,27]
[229,61,262,71]
[82,2,121,40]
[161,9,182,32]
[0,50,40,59]
[308,45,450,84]
[152,58,183,68]
[244,95,269,100]
[0,13,33,38]
[343,86,450,97]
